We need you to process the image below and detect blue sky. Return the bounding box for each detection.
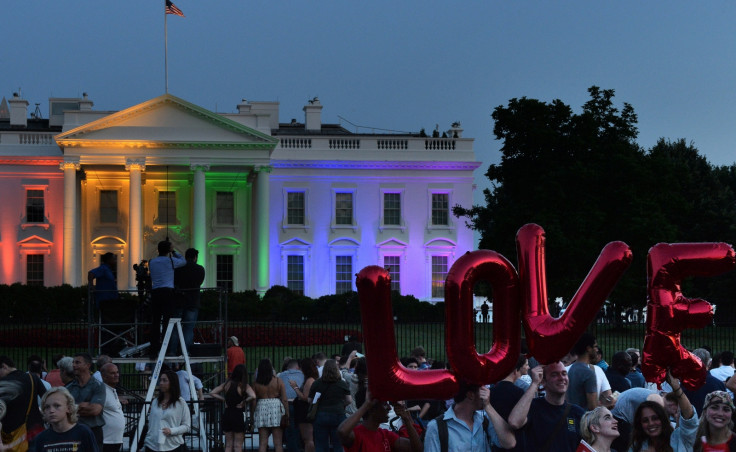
[4,1,736,209]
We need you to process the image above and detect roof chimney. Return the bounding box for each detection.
[9,92,29,127]
[303,97,322,131]
[237,98,251,114]
[79,92,93,111]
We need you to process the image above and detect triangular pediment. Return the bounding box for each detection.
[55,93,278,150]
[377,238,408,249]
[18,234,53,246]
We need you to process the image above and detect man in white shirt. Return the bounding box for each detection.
[148,240,186,358]
[710,351,735,382]
[100,363,125,452]
[176,368,204,401]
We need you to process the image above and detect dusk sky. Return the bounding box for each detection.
[4,1,736,210]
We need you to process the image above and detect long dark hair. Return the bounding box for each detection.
[631,401,673,452]
[255,358,274,386]
[157,369,181,407]
[300,358,319,381]
[227,364,248,392]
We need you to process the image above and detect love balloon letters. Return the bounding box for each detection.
[356,224,734,400]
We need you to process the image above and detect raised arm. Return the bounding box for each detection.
[508,365,543,430]
[666,372,694,420]
[480,386,516,449]
[392,401,423,452]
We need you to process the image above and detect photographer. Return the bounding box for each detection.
[148,240,186,358]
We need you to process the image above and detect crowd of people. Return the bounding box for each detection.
[4,333,736,452]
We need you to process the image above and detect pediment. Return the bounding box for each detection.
[376,238,408,249]
[328,238,360,248]
[18,234,53,246]
[55,94,278,150]
[281,238,311,247]
[424,238,457,248]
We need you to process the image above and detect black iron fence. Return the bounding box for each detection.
[2,319,736,375]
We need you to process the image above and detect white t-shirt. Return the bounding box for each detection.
[102,383,125,444]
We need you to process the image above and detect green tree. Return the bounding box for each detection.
[455,87,736,313]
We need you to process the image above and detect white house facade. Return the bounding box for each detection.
[0,92,479,301]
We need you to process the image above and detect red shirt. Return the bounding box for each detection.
[227,346,245,375]
[44,369,64,387]
[701,435,733,452]
[344,425,400,452]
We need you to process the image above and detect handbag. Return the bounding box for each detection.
[306,400,319,422]
[0,374,34,452]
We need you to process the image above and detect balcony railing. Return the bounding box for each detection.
[278,136,472,152]
[0,131,57,146]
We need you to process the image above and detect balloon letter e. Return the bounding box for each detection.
[642,243,735,390]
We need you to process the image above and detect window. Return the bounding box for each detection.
[335,193,353,225]
[216,192,234,225]
[335,256,353,294]
[26,190,45,223]
[99,190,118,223]
[216,255,233,292]
[287,192,305,225]
[287,255,305,295]
[383,193,401,226]
[27,254,44,286]
[157,191,177,224]
[383,256,401,292]
[431,193,449,226]
[431,255,448,298]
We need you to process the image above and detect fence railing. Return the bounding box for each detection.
[2,318,736,376]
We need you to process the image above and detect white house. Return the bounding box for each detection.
[0,92,479,301]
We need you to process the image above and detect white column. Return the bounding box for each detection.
[126,159,146,289]
[191,164,209,272]
[60,160,80,285]
[254,166,272,294]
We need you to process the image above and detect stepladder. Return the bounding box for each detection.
[130,318,208,452]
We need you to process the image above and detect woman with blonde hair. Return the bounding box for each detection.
[694,390,736,451]
[308,359,352,452]
[577,406,620,452]
[33,387,99,452]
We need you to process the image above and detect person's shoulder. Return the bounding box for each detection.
[569,403,586,417]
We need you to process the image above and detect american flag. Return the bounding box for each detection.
[165,0,185,17]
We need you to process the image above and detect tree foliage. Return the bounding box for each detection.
[455,87,736,310]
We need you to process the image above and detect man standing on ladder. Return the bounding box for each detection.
[148,240,186,359]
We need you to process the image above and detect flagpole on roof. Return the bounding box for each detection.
[165,8,169,94]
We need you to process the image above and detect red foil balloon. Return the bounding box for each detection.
[516,224,633,364]
[642,243,735,390]
[356,266,457,401]
[445,250,521,385]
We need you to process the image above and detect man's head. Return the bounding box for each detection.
[572,332,597,361]
[508,353,529,381]
[612,351,633,376]
[228,336,239,347]
[157,240,173,256]
[692,348,712,369]
[453,379,484,410]
[72,353,93,377]
[100,363,120,387]
[101,252,116,267]
[0,356,16,378]
[720,351,735,367]
[286,359,300,371]
[411,346,427,364]
[96,355,112,371]
[594,346,605,365]
[185,248,198,263]
[543,361,569,397]
[28,355,45,376]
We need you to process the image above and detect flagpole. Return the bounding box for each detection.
[165,10,169,94]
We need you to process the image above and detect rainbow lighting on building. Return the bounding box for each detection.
[0,92,479,301]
